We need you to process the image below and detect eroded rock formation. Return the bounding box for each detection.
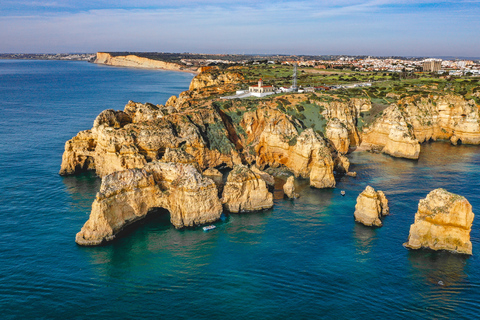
[60,101,241,177]
[360,94,480,159]
[75,162,222,246]
[221,164,273,213]
[354,186,389,227]
[361,105,421,159]
[241,108,336,188]
[189,70,244,91]
[283,176,299,199]
[404,188,474,255]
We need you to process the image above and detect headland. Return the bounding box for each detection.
[60,54,480,248]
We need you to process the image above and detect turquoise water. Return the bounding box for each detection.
[1,60,480,319]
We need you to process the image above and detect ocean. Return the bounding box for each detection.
[1,60,480,319]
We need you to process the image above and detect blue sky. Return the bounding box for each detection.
[0,1,479,57]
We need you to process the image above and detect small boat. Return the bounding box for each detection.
[203,225,216,231]
[341,190,346,196]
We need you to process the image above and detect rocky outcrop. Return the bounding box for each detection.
[321,99,362,148]
[404,188,474,255]
[60,101,241,177]
[203,168,224,195]
[283,176,299,199]
[361,105,421,159]
[189,70,244,91]
[401,94,480,145]
[354,186,389,227]
[94,52,196,72]
[221,165,273,213]
[326,119,350,154]
[360,94,480,159]
[75,162,222,246]
[334,154,350,173]
[241,108,335,188]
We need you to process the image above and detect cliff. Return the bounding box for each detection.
[75,162,222,246]
[360,93,480,159]
[60,101,242,177]
[94,52,197,73]
[241,108,336,188]
[404,188,474,254]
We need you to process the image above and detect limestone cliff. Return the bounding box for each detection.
[361,105,421,159]
[360,93,480,159]
[326,118,350,154]
[189,70,244,91]
[354,186,389,227]
[401,94,480,145]
[60,101,241,177]
[241,108,335,188]
[221,164,273,213]
[75,162,222,246]
[404,188,474,255]
[94,52,196,72]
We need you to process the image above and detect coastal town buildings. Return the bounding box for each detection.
[423,59,442,72]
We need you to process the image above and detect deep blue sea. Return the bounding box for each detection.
[1,60,480,319]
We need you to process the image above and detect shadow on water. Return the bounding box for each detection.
[62,171,101,202]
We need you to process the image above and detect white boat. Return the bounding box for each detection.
[341,190,346,196]
[203,225,216,231]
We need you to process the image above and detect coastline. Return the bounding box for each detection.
[94,52,199,74]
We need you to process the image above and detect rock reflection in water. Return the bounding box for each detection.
[408,250,468,316]
[353,223,377,258]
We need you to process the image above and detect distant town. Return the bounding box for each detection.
[1,52,479,76]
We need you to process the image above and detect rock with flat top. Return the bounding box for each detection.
[404,188,474,255]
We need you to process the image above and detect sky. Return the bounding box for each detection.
[0,0,479,57]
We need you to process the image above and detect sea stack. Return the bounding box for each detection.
[221,164,273,213]
[404,188,474,255]
[283,176,299,199]
[354,186,389,227]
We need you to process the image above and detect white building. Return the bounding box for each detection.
[249,79,275,97]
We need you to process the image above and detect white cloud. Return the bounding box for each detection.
[0,1,478,56]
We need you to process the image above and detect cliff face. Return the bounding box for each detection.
[404,188,474,255]
[94,52,196,72]
[75,162,222,246]
[189,70,244,91]
[401,94,480,145]
[360,93,480,159]
[241,108,336,188]
[361,105,421,159]
[221,164,274,213]
[354,186,389,227]
[60,101,241,177]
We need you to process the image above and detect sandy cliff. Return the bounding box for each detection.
[75,162,222,246]
[94,52,196,72]
[404,188,474,255]
[360,93,480,159]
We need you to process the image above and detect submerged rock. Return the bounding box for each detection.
[221,164,273,213]
[404,188,474,255]
[75,162,222,246]
[354,186,389,227]
[283,176,299,199]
